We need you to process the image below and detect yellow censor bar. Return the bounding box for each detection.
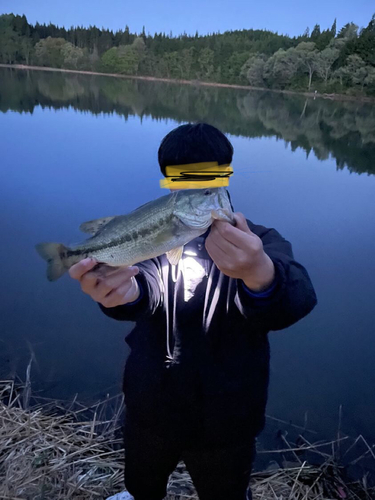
[160,162,233,189]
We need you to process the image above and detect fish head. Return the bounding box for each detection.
[174,188,234,229]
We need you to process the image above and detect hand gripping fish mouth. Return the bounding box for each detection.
[211,208,235,224]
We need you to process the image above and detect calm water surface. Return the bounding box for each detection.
[1,68,375,446]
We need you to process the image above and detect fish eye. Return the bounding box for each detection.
[204,189,211,196]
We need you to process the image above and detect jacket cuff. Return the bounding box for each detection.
[241,275,278,299]
[236,259,286,310]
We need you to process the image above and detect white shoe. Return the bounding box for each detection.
[106,492,134,500]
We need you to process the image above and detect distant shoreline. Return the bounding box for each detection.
[1,63,375,104]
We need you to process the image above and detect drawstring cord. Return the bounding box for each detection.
[163,263,173,361]
[203,271,224,333]
[165,260,182,364]
[202,263,216,333]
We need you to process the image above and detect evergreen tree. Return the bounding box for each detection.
[331,19,337,37]
[311,24,321,41]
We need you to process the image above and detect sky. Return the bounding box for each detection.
[1,0,374,37]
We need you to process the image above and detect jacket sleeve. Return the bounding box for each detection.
[98,258,164,321]
[234,221,317,331]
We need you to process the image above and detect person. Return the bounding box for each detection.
[69,123,317,500]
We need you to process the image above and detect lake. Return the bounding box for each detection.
[1,67,375,448]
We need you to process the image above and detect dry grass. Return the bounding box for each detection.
[1,379,374,500]
[0,380,124,499]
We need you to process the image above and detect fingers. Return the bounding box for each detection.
[205,233,231,265]
[233,213,253,233]
[93,267,139,300]
[80,271,99,295]
[212,220,247,248]
[69,258,97,280]
[89,268,139,304]
[90,264,122,278]
[100,278,140,308]
[69,257,140,306]
[208,224,237,254]
[212,213,255,248]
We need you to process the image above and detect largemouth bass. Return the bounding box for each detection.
[36,187,234,281]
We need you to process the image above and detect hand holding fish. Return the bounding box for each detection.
[69,259,141,308]
[205,213,275,292]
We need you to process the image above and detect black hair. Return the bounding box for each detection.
[158,122,234,176]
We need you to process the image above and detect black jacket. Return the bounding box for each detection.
[100,220,317,447]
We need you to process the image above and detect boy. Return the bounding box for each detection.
[70,123,317,500]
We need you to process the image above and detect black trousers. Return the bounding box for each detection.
[124,417,256,500]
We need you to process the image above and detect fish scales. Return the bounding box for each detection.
[69,194,180,266]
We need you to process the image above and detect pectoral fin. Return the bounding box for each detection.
[166,246,184,266]
[79,216,116,235]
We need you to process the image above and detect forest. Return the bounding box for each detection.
[0,13,375,95]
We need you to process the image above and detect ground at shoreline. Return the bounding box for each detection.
[1,380,374,499]
[1,64,375,104]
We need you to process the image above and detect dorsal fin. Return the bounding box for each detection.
[79,216,116,235]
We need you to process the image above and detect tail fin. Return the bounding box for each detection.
[35,243,69,281]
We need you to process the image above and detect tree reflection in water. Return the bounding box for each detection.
[1,68,374,176]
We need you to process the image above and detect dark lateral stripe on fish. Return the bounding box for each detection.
[65,215,172,257]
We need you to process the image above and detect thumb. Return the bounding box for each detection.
[234,213,253,234]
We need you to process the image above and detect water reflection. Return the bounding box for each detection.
[1,68,374,176]
[1,67,375,447]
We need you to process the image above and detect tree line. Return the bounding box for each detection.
[0,13,374,95]
[1,68,374,175]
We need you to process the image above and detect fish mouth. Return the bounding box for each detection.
[211,208,235,224]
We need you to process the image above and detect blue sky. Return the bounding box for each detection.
[1,0,373,36]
